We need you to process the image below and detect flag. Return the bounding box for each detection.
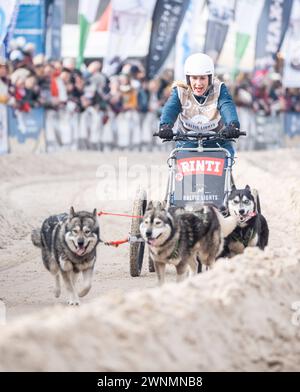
[203,0,235,63]
[77,0,100,68]
[233,0,264,78]
[0,0,18,45]
[174,0,205,80]
[45,0,64,60]
[0,0,18,57]
[282,0,300,87]
[103,0,156,76]
[91,2,112,32]
[146,0,190,80]
[255,0,293,70]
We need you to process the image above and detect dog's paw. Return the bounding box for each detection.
[67,298,80,306]
[79,285,91,298]
[54,288,61,298]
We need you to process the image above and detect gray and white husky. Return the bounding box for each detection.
[140,201,238,285]
[31,207,100,305]
[220,185,269,258]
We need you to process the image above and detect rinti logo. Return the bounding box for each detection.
[177,157,225,177]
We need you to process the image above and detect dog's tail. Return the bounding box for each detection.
[31,228,42,248]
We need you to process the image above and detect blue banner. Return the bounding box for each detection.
[8,107,45,144]
[0,104,8,154]
[45,0,64,60]
[284,112,300,137]
[13,0,45,54]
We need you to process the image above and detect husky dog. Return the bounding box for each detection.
[140,201,238,285]
[221,185,269,258]
[31,207,100,305]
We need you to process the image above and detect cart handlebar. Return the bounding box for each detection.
[153,130,246,141]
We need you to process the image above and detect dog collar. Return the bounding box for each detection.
[167,239,180,260]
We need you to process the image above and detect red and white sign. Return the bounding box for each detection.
[177,157,225,177]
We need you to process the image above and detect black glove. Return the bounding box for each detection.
[158,124,174,140]
[220,122,240,139]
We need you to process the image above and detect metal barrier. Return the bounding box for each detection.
[0,104,9,155]
[237,107,294,151]
[2,105,300,154]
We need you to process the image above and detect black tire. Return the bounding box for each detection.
[197,256,202,273]
[148,255,155,273]
[129,189,147,277]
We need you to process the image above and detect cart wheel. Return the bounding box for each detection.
[129,188,147,277]
[148,255,155,273]
[197,256,202,273]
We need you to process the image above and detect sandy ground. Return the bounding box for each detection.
[0,148,300,371]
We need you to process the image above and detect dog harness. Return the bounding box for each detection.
[167,239,180,260]
[231,226,255,247]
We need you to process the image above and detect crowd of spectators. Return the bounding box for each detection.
[232,71,300,116]
[0,37,173,121]
[0,37,299,151]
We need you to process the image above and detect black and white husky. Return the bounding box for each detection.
[31,207,100,305]
[221,185,269,258]
[140,201,238,285]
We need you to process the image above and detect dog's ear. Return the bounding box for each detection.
[156,201,164,210]
[93,208,97,217]
[69,206,75,217]
[161,200,167,209]
[245,185,251,191]
[147,200,153,210]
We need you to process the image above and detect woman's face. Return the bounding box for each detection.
[189,75,209,96]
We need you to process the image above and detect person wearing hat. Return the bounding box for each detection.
[157,53,240,163]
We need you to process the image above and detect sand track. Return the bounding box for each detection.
[0,149,299,371]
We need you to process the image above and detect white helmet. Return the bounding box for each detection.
[184,53,214,80]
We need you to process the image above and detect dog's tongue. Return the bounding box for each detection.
[148,239,155,246]
[76,247,85,256]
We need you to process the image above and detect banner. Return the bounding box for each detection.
[0,0,17,46]
[104,0,156,76]
[2,0,19,57]
[8,107,44,152]
[146,0,189,80]
[174,0,205,80]
[282,0,300,87]
[284,112,300,138]
[76,0,100,68]
[255,0,293,70]
[13,0,45,54]
[0,104,8,154]
[233,0,264,76]
[174,151,227,208]
[92,1,112,32]
[45,0,64,60]
[203,0,235,63]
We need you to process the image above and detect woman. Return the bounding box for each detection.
[158,53,240,164]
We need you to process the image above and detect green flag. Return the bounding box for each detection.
[77,0,100,69]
